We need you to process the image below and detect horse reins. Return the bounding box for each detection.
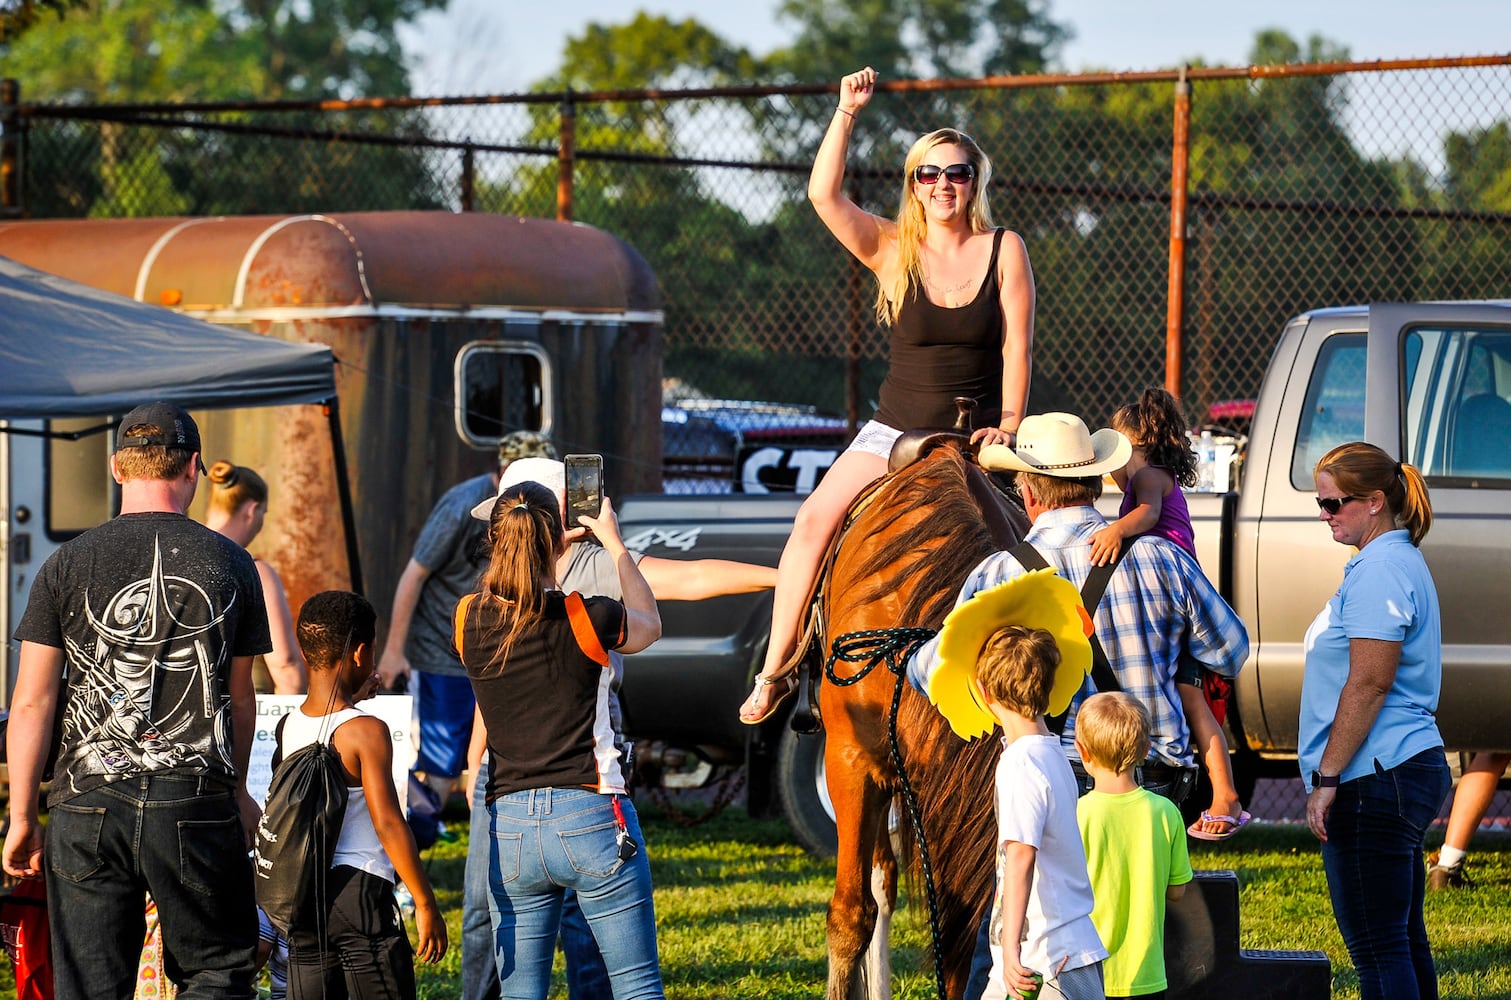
[825,626,950,1000]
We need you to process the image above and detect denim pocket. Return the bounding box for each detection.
[48,803,107,883]
[177,814,244,897]
[559,821,623,878]
[492,832,523,885]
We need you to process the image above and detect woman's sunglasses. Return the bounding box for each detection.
[913,163,976,185]
[1315,495,1362,515]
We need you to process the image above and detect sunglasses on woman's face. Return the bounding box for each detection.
[1315,495,1362,515]
[913,163,976,185]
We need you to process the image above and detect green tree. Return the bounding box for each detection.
[765,0,1070,83]
[2,0,444,102]
[5,0,450,218]
[0,0,85,42]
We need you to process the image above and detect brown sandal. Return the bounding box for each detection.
[738,672,799,725]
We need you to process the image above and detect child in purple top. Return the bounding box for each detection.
[1091,388,1249,841]
[1091,387,1199,562]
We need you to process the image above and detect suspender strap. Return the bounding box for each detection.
[565,592,611,668]
[1009,539,1130,733]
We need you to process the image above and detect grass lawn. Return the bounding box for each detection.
[4,807,1508,999]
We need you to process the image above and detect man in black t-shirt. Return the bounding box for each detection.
[3,401,271,1000]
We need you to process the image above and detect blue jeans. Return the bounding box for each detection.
[464,768,613,1000]
[1322,748,1451,1000]
[44,773,258,1000]
[480,784,661,1000]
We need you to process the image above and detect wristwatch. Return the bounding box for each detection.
[1311,770,1340,789]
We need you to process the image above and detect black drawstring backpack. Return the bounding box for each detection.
[253,695,348,936]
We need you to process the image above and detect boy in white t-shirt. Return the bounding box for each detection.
[975,625,1108,1000]
[280,591,448,998]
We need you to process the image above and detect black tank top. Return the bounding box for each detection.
[873,228,1006,431]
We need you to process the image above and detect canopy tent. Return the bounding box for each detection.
[0,254,359,591]
[0,255,336,415]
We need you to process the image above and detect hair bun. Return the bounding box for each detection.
[207,461,239,487]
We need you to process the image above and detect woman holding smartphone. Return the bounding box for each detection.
[457,481,664,1000]
[741,65,1036,724]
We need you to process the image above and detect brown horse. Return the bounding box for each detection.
[816,443,1028,1000]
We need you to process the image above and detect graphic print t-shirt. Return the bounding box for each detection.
[14,512,271,806]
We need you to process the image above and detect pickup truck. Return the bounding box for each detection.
[616,301,1511,856]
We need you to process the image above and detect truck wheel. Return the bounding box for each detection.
[776,726,837,857]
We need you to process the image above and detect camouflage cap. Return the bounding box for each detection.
[497,430,556,466]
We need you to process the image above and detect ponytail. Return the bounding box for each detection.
[472,480,563,671]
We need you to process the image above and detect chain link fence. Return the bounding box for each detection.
[4,57,1510,495]
[3,61,1510,822]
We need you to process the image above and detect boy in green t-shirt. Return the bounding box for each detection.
[1075,693,1193,999]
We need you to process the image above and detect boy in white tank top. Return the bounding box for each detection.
[280,591,448,998]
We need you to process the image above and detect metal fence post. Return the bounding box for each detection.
[460,144,475,212]
[1,78,23,219]
[1165,66,1191,399]
[557,93,575,223]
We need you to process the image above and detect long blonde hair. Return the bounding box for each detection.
[1315,442,1434,546]
[471,481,564,671]
[878,128,996,326]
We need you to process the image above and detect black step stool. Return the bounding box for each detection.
[1167,870,1332,999]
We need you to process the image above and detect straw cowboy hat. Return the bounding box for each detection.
[927,568,1095,741]
[978,412,1132,478]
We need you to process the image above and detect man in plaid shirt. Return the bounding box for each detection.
[909,413,1249,1000]
[907,413,1249,804]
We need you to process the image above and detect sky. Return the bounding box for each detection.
[401,0,1510,96]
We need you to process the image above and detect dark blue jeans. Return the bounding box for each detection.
[463,765,612,1000]
[1322,748,1451,1000]
[45,773,258,1000]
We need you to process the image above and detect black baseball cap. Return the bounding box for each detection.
[116,401,202,455]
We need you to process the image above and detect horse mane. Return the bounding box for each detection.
[849,447,999,627]
[842,446,1013,982]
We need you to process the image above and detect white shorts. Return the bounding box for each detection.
[846,420,903,460]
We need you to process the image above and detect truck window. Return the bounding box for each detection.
[47,417,114,539]
[1291,333,1366,489]
[455,340,552,448]
[1405,326,1511,483]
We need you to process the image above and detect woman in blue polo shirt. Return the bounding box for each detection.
[1300,441,1450,1000]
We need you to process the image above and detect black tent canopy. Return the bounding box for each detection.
[0,255,335,415]
[0,254,359,590]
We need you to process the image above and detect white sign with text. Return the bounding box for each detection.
[248,694,414,809]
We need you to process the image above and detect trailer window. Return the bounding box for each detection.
[47,417,114,538]
[455,341,552,448]
[1291,333,1366,489]
[1405,327,1511,484]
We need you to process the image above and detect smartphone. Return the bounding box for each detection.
[564,454,604,529]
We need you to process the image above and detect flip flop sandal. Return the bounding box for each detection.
[1187,809,1252,841]
[739,672,799,726]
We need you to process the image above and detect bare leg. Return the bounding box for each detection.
[740,450,887,722]
[1179,683,1244,834]
[1442,752,1511,853]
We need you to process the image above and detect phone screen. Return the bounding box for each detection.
[564,454,604,529]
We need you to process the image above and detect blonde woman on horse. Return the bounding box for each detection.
[740,65,1036,725]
